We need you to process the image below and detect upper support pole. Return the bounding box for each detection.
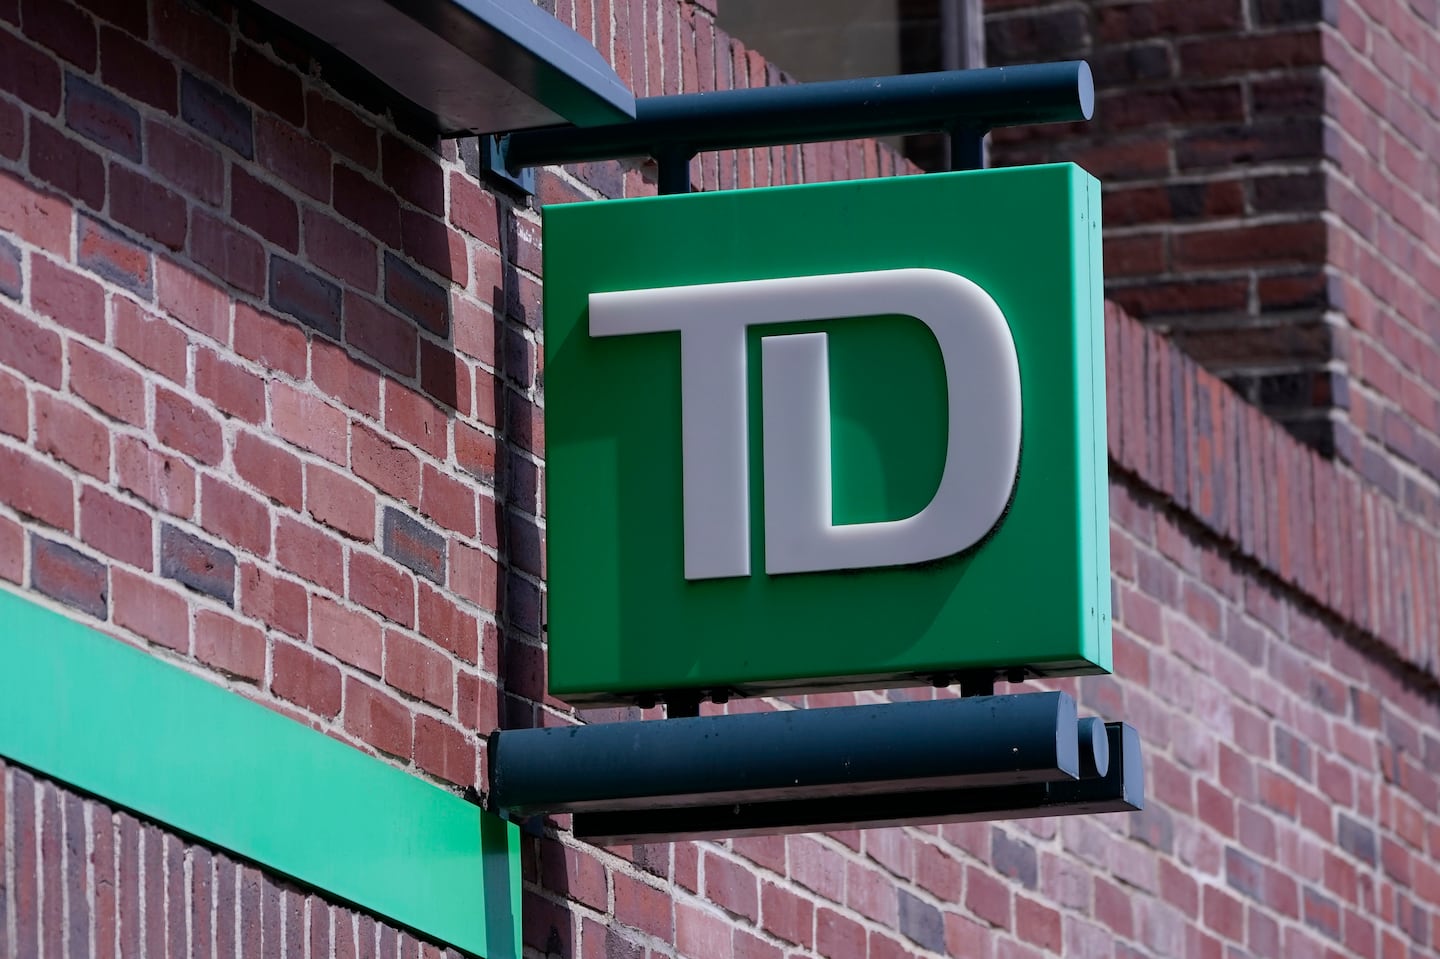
[499,60,1094,191]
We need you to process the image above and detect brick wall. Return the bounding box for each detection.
[983,0,1335,452]
[2,0,1439,958]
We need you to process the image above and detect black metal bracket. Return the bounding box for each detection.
[491,60,1094,196]
[488,692,1140,842]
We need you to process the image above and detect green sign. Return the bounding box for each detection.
[543,163,1109,705]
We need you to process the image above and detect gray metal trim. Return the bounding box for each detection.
[249,0,635,134]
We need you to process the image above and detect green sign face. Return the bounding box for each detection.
[543,164,1110,705]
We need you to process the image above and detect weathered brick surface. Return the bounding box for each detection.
[985,0,1440,523]
[0,1,1437,958]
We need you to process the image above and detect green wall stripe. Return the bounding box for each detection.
[0,587,520,959]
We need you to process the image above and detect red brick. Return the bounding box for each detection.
[233,303,306,379]
[448,541,497,610]
[455,422,497,483]
[99,27,178,113]
[614,874,673,939]
[343,677,413,759]
[195,609,266,682]
[0,301,63,388]
[966,867,1011,929]
[190,207,265,296]
[154,0,228,78]
[704,852,759,921]
[197,348,267,424]
[235,47,304,126]
[311,338,381,419]
[384,630,451,708]
[351,423,420,502]
[761,882,813,947]
[29,115,105,210]
[818,909,866,959]
[255,114,328,200]
[233,430,303,511]
[145,120,224,206]
[333,163,401,246]
[400,209,466,283]
[201,475,271,557]
[275,516,343,595]
[115,434,195,518]
[271,382,347,465]
[676,903,731,959]
[0,444,73,530]
[32,255,105,340]
[271,639,342,717]
[420,465,475,537]
[349,549,415,628]
[417,582,478,664]
[412,715,475,786]
[384,387,448,459]
[306,464,375,541]
[448,171,498,247]
[156,258,229,343]
[303,207,378,292]
[0,27,63,115]
[311,593,383,675]
[154,386,223,466]
[239,563,307,641]
[110,164,187,251]
[114,298,188,382]
[1015,896,1062,952]
[231,168,298,252]
[0,369,24,438]
[306,92,377,169]
[35,392,109,479]
[80,485,152,570]
[344,291,416,377]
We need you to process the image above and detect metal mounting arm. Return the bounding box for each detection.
[496,60,1095,192]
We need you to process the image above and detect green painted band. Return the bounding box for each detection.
[0,587,520,959]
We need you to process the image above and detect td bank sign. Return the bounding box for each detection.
[543,164,1110,705]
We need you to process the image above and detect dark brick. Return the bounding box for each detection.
[897,890,945,953]
[99,26,178,113]
[0,235,20,300]
[1274,727,1313,778]
[991,829,1038,889]
[1336,814,1376,864]
[78,215,153,298]
[384,252,448,337]
[31,534,108,619]
[1224,846,1264,900]
[269,256,340,339]
[110,164,187,251]
[160,523,235,605]
[382,507,445,585]
[28,117,106,210]
[66,73,141,160]
[180,71,253,159]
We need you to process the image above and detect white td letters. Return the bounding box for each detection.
[588,268,1022,580]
